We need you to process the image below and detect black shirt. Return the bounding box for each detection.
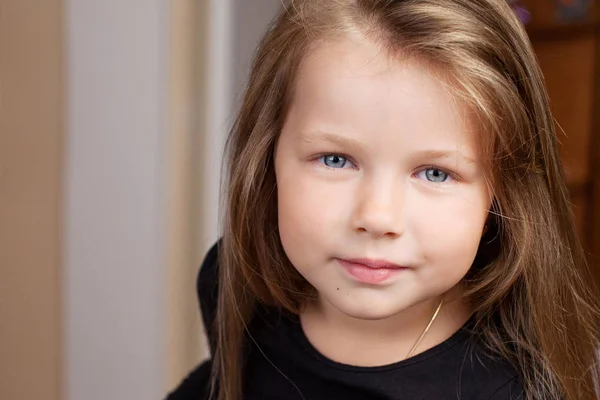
[167,242,524,400]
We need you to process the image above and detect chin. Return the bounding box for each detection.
[327,293,407,321]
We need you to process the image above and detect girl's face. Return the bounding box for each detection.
[275,37,491,321]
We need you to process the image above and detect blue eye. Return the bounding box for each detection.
[319,154,352,169]
[417,168,451,183]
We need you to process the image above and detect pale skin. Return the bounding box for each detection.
[275,37,492,367]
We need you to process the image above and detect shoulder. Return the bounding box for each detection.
[165,360,212,400]
[166,243,220,400]
[455,334,524,400]
[486,375,524,400]
[198,240,219,292]
[197,240,220,352]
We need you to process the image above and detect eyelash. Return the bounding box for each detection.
[314,154,460,182]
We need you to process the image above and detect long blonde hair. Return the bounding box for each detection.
[213,1,600,399]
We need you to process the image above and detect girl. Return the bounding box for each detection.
[169,0,600,399]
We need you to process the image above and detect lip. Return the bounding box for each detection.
[336,258,407,284]
[341,258,406,269]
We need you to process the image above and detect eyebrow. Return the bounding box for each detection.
[298,131,366,151]
[411,150,477,165]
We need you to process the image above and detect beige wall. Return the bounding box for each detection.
[0,1,64,400]
[165,0,210,390]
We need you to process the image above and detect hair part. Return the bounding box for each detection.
[212,1,600,399]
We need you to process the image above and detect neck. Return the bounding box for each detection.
[300,285,472,367]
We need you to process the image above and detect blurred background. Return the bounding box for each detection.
[0,1,598,399]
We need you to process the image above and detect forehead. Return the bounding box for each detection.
[286,37,483,160]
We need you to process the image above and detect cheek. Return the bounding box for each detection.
[276,168,346,262]
[413,189,488,272]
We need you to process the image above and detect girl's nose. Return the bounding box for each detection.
[351,178,405,239]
